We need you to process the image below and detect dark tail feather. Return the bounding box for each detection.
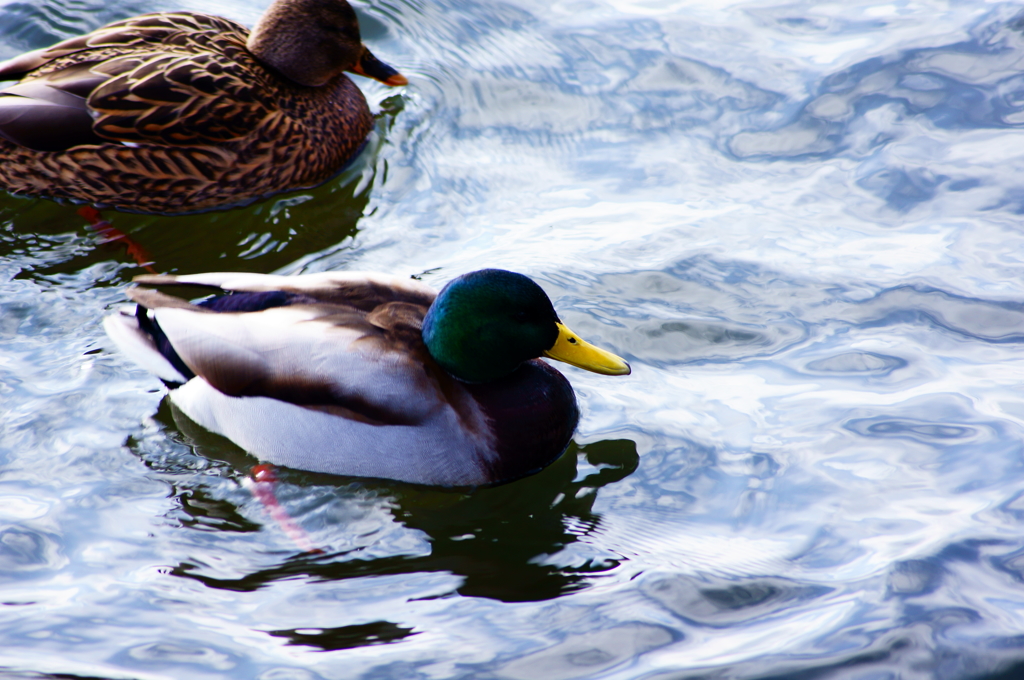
[135,304,195,385]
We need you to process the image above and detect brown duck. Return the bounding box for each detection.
[0,0,407,214]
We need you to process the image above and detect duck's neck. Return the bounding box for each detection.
[247,0,362,87]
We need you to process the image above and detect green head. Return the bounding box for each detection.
[422,269,631,383]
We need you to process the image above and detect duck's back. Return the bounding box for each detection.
[0,13,374,213]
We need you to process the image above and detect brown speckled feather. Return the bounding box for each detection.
[0,11,376,214]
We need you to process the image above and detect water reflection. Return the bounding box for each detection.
[8,0,1024,677]
[268,620,417,651]
[729,12,1024,163]
[0,526,67,579]
[491,622,678,680]
[641,573,832,627]
[140,398,640,605]
[0,90,406,281]
[0,0,155,56]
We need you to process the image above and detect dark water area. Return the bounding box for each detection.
[6,0,1024,678]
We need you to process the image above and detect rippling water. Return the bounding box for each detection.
[5,0,1024,677]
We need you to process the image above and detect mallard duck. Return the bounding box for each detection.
[0,0,406,215]
[104,269,631,486]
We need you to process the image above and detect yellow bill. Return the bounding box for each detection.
[543,322,631,376]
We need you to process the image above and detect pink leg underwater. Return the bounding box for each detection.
[247,464,325,555]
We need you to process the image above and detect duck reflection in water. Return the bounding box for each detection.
[163,403,638,611]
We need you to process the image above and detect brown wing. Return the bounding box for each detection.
[125,272,443,425]
[0,13,248,80]
[132,271,439,312]
[88,51,275,145]
[0,12,276,150]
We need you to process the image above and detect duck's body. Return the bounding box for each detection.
[104,270,630,486]
[0,0,405,214]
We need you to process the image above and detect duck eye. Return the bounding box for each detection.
[512,311,529,322]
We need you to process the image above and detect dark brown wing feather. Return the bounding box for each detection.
[33,62,107,97]
[0,81,105,150]
[286,282,437,313]
[0,13,249,80]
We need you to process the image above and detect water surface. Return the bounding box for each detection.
[4,0,1024,677]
